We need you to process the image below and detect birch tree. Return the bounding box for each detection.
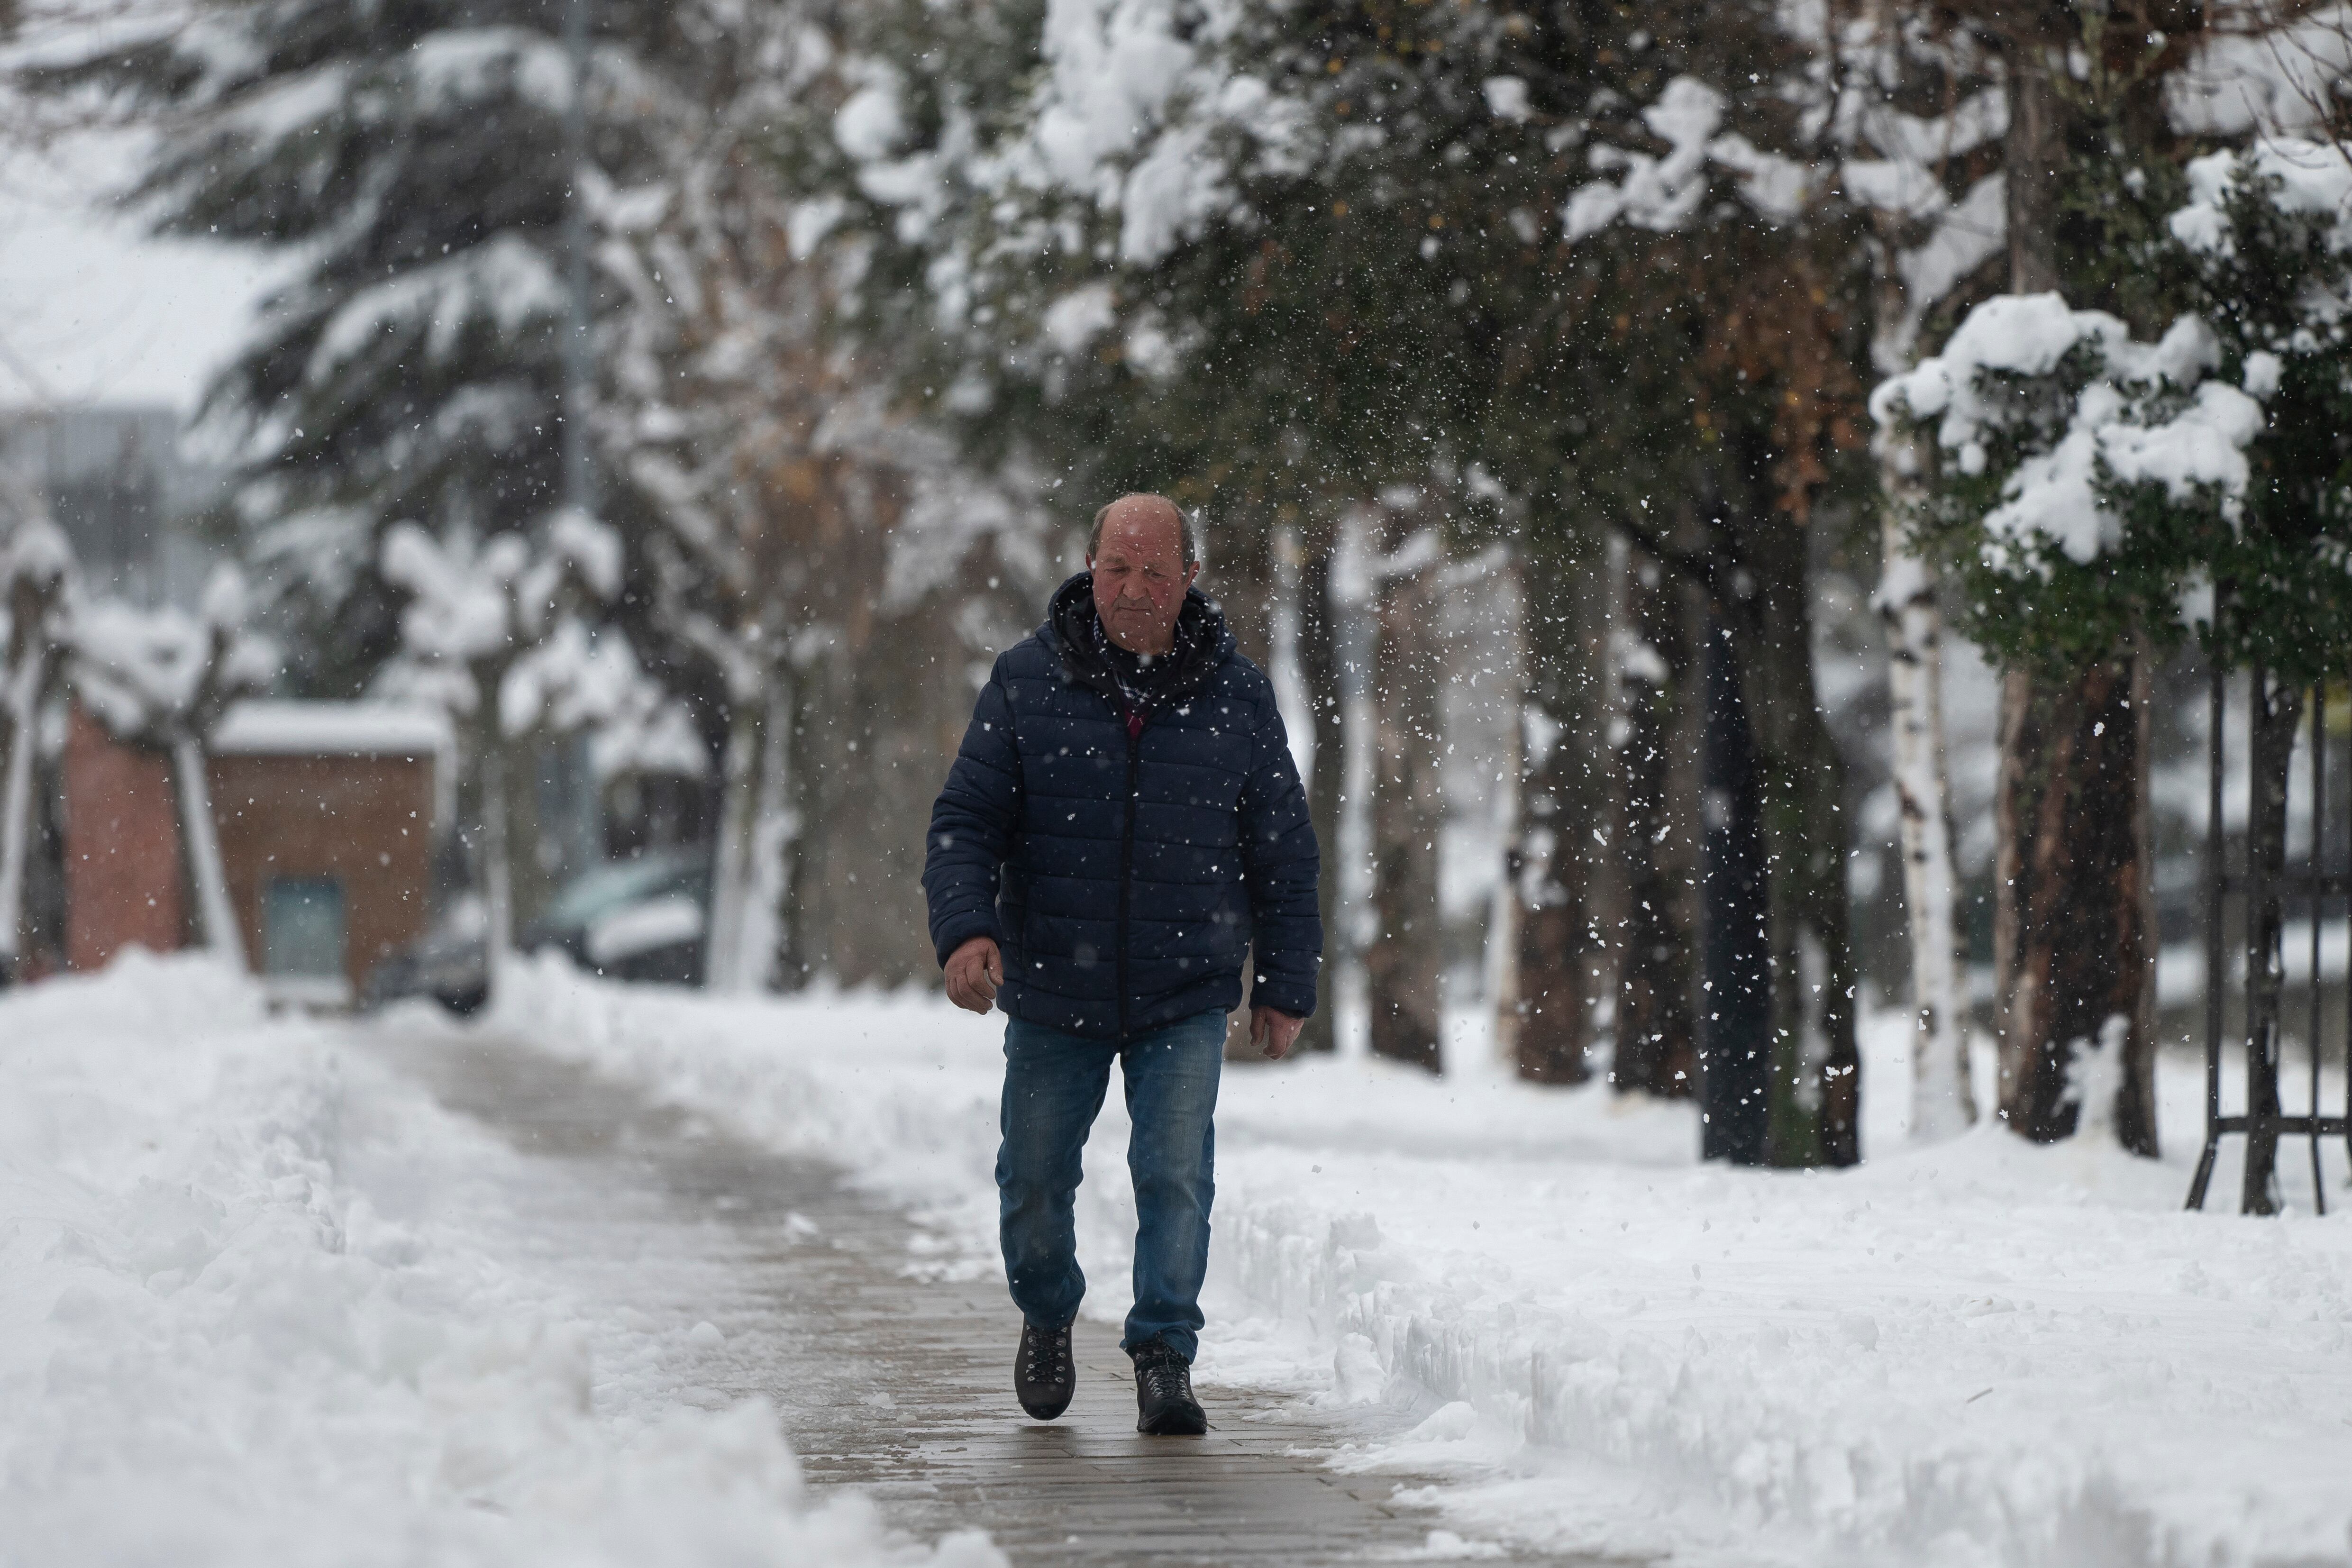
[1833,10,2011,1137]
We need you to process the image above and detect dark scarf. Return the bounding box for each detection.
[1047,573,1222,724]
[1091,612,1183,714]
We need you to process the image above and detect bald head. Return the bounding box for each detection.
[1089,494,1194,570]
[1086,492,1200,656]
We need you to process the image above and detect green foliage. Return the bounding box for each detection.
[2056,134,2193,336]
[2177,152,2352,685]
[1887,144,2352,685]
[1901,331,2199,676]
[786,0,1869,562]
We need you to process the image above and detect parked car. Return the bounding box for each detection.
[362,849,711,1013]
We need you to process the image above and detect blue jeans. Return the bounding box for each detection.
[997,1010,1226,1363]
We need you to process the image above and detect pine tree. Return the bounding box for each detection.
[14,0,718,969]
[25,0,673,690]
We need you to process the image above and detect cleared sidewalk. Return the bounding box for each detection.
[380,1029,1623,1568]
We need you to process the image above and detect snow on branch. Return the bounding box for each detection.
[1873,296,2267,570]
[2169,136,2352,261]
[307,236,567,387]
[70,565,279,743]
[377,517,623,736]
[1564,78,1816,240]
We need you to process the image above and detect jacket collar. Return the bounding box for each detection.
[1040,572,1231,709]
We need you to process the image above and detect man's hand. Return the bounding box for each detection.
[1250,1005,1305,1060]
[945,936,1003,1013]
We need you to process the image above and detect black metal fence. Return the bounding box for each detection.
[2187,665,2352,1213]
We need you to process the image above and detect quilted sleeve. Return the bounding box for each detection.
[922,660,1023,966]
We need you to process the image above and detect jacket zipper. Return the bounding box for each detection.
[1116,711,1142,1042]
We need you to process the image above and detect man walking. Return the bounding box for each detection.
[922,493,1322,1435]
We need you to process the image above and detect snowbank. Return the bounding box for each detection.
[491,956,2352,1568]
[0,950,1000,1568]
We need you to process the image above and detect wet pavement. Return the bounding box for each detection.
[371,1029,1631,1567]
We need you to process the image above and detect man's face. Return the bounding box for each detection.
[1089,501,1197,656]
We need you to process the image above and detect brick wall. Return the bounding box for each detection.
[63,704,184,970]
[209,752,436,990]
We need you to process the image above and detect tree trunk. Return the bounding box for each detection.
[1512,538,1610,1085]
[502,733,554,931]
[1613,543,1701,1098]
[1366,516,1444,1074]
[1763,688,1863,1168]
[1228,521,1319,1061]
[705,667,767,994]
[480,721,514,989]
[1980,20,2156,1156]
[1723,492,1862,1167]
[2005,48,2066,296]
[1331,510,1381,1052]
[1484,555,1524,1068]
[757,667,805,992]
[1873,229,1976,1140]
[1880,492,1975,1138]
[2240,667,2302,1212]
[171,733,246,970]
[1292,539,1342,1054]
[1700,617,1772,1163]
[1992,657,2159,1152]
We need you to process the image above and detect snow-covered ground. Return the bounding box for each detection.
[11,948,2347,1567]
[483,957,2352,1568]
[0,952,999,1568]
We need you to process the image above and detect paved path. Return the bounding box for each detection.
[374,1030,1629,1567]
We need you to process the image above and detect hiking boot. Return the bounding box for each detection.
[1130,1338,1207,1435]
[1015,1319,1075,1420]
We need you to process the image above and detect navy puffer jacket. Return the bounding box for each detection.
[923,574,1322,1041]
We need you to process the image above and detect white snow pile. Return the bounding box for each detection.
[1870,294,2269,567]
[492,959,2352,1568]
[0,951,1000,1568]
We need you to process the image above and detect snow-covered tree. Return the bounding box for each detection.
[1881,263,2305,1161]
[20,0,673,697]
[2167,136,2352,1205]
[591,0,879,995]
[69,566,280,968]
[1823,5,2009,1140]
[0,486,73,983]
[790,0,1872,1140]
[378,510,620,990]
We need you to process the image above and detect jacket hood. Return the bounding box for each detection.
[1040,572,1232,707]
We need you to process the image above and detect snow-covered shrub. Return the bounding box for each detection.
[1874,135,2352,682]
[2165,137,2352,686]
[1872,296,2269,671]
